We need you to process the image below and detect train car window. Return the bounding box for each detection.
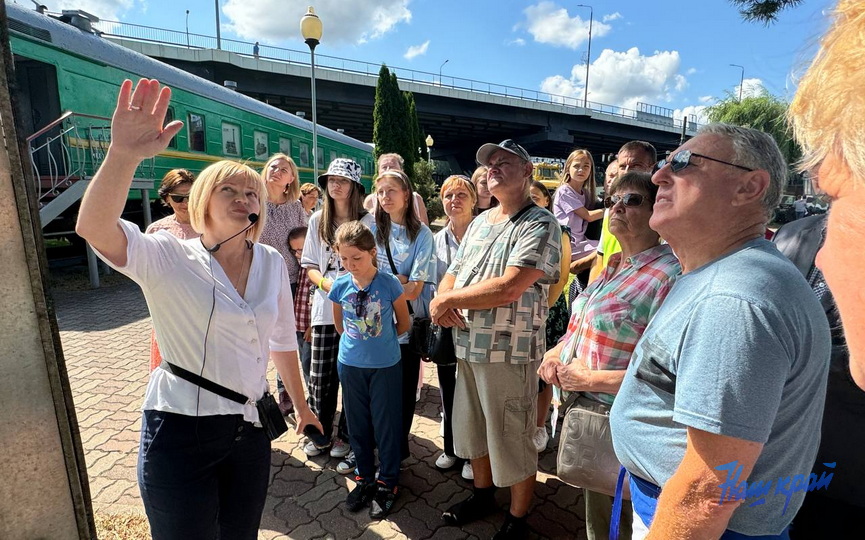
[317,147,324,169]
[254,131,269,160]
[299,142,310,168]
[222,122,241,156]
[164,108,177,149]
[188,113,205,152]
[279,137,292,156]
[329,150,337,164]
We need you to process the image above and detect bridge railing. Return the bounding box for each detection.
[96,19,698,133]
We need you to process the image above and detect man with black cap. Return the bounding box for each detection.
[430,139,562,538]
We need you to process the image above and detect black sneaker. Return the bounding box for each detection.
[492,512,529,539]
[345,477,376,512]
[441,490,497,526]
[369,481,398,519]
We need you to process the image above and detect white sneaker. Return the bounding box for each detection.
[303,439,324,457]
[461,461,474,481]
[435,453,458,470]
[533,426,549,452]
[336,451,356,475]
[330,439,351,458]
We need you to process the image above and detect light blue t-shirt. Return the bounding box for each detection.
[610,239,830,535]
[328,271,404,369]
[373,222,437,343]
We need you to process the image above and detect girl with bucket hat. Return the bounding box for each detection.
[299,158,374,465]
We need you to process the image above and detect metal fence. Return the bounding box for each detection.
[96,19,697,133]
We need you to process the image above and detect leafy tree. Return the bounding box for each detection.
[373,65,405,166]
[405,92,426,162]
[730,0,804,24]
[706,90,802,167]
[413,159,443,223]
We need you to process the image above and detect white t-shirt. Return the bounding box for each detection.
[300,211,375,326]
[94,220,298,424]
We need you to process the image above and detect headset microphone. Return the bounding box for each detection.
[204,213,259,253]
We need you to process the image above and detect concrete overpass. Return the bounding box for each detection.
[105,26,698,172]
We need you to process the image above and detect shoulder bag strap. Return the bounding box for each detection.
[163,361,252,405]
[384,237,415,315]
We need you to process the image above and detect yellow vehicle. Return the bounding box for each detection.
[533,161,562,191]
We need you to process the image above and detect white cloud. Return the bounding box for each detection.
[673,105,709,126]
[698,95,714,104]
[686,67,698,75]
[540,47,687,111]
[509,38,526,46]
[735,78,766,99]
[523,1,612,50]
[48,0,135,21]
[223,0,412,45]
[602,12,622,22]
[404,40,429,60]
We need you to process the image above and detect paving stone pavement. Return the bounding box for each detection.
[53,275,588,540]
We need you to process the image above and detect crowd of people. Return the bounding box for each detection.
[72,2,865,538]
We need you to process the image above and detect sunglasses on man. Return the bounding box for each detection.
[168,194,191,203]
[603,193,648,209]
[657,149,755,173]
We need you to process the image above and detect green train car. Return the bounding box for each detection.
[7,2,374,235]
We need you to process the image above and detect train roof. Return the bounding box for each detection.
[5,2,373,154]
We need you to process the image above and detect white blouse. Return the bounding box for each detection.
[95,220,298,423]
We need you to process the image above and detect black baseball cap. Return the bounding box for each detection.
[476,139,532,166]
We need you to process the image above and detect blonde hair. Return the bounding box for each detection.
[789,0,865,186]
[560,149,597,202]
[189,160,267,242]
[300,182,321,197]
[439,175,478,209]
[262,153,300,200]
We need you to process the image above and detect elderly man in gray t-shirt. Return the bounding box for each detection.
[610,124,830,539]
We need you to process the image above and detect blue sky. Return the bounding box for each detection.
[40,0,834,122]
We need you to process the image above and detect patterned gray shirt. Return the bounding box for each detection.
[447,205,561,364]
[258,199,308,284]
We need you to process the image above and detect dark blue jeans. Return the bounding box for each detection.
[138,410,271,540]
[338,361,403,487]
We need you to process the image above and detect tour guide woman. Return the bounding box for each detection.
[75,79,321,539]
[539,171,680,540]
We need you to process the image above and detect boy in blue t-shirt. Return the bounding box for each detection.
[328,221,410,520]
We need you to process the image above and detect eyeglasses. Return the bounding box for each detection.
[168,194,190,203]
[353,289,369,318]
[291,248,303,258]
[604,193,648,208]
[657,150,754,173]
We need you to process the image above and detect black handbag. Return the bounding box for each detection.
[162,361,288,441]
[427,324,457,365]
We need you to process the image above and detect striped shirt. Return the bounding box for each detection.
[560,243,680,404]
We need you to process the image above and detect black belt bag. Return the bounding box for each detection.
[163,362,288,441]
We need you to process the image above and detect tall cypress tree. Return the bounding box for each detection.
[405,92,425,162]
[373,64,403,165]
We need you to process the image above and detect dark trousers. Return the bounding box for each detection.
[338,361,403,487]
[790,492,864,539]
[399,343,421,460]
[137,411,270,540]
[309,324,349,445]
[437,362,457,456]
[275,331,312,393]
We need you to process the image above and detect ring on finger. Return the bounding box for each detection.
[129,105,142,110]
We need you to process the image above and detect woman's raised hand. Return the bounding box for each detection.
[110,79,183,161]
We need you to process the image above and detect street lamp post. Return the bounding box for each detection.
[301,7,323,180]
[439,59,449,86]
[425,134,433,163]
[214,0,221,49]
[576,4,593,109]
[185,10,190,48]
[730,63,745,102]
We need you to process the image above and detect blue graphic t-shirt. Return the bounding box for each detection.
[328,271,404,368]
